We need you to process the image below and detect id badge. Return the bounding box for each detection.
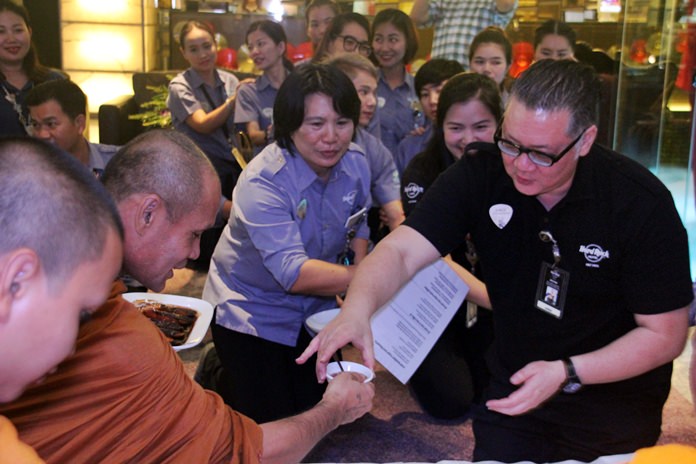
[466,302,478,328]
[344,207,367,229]
[535,262,569,319]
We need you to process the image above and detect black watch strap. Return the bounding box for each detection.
[562,358,582,394]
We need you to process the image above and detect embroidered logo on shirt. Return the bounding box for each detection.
[377,96,386,109]
[297,198,307,219]
[579,244,610,268]
[489,204,513,229]
[262,107,273,119]
[404,182,424,199]
[342,190,357,206]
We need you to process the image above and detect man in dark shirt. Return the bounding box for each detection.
[300,59,693,462]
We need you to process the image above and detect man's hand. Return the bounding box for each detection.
[296,311,375,382]
[259,367,374,463]
[485,360,566,416]
[321,371,375,425]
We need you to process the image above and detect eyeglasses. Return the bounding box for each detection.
[494,122,587,167]
[337,35,372,57]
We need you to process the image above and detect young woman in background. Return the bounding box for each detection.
[401,73,500,419]
[235,19,293,155]
[533,19,576,61]
[327,53,405,239]
[372,8,420,156]
[469,26,513,106]
[0,0,65,136]
[167,20,241,267]
[311,12,372,63]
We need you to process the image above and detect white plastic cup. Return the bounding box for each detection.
[326,361,375,383]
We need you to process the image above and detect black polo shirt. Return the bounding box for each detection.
[405,143,692,418]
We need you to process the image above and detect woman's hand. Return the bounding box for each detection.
[296,309,375,382]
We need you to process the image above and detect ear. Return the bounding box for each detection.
[134,194,165,236]
[0,249,41,322]
[75,113,87,135]
[577,125,597,158]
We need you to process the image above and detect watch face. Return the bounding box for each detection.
[563,382,582,394]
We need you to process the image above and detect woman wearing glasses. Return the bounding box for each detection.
[235,19,293,156]
[372,8,420,157]
[401,72,499,419]
[204,64,371,424]
[311,12,371,63]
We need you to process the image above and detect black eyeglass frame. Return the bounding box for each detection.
[494,121,588,167]
[337,34,372,57]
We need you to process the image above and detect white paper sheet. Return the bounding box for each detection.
[371,259,469,384]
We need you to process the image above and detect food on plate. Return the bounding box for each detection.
[133,299,199,346]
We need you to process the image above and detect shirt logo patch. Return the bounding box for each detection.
[296,198,307,219]
[262,107,273,119]
[579,244,610,267]
[342,190,357,206]
[377,96,386,109]
[489,204,513,229]
[404,182,424,199]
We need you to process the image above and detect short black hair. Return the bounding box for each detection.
[312,12,370,63]
[469,26,512,66]
[372,8,419,65]
[414,58,464,96]
[418,73,501,181]
[246,19,294,71]
[274,63,360,150]
[511,59,599,135]
[26,79,87,120]
[0,137,123,287]
[534,20,577,53]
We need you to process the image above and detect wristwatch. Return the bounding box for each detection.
[562,358,582,394]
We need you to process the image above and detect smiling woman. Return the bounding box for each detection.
[203,63,372,423]
[0,0,66,137]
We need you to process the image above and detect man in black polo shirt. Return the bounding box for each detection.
[299,59,693,462]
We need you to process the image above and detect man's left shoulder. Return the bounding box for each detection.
[588,145,670,197]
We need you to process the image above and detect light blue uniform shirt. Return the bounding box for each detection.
[168,68,239,163]
[234,73,280,156]
[394,123,432,177]
[203,142,372,347]
[87,141,119,177]
[377,70,422,157]
[354,127,400,206]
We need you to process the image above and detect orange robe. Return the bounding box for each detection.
[0,416,43,464]
[0,281,263,463]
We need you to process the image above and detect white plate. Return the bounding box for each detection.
[305,308,340,334]
[123,292,213,351]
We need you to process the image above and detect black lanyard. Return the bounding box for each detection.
[200,84,230,141]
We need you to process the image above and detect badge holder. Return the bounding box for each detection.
[535,231,569,319]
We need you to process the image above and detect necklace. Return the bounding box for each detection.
[2,81,31,134]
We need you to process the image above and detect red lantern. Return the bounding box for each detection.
[289,41,314,63]
[216,48,237,69]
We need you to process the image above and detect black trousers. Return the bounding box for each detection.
[408,306,494,419]
[472,375,667,463]
[212,323,326,423]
